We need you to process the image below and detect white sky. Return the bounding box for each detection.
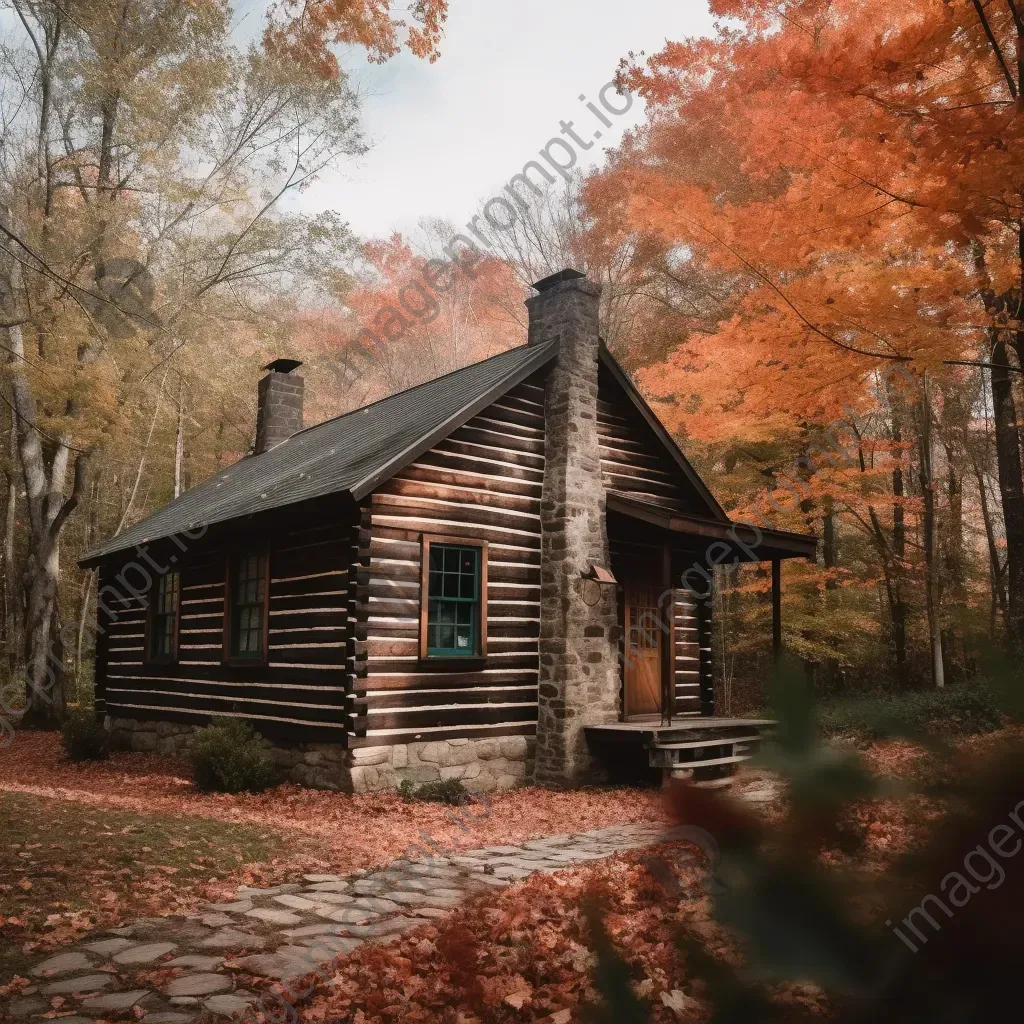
[235,0,715,239]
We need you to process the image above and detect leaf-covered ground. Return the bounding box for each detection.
[0,790,290,981]
[288,847,711,1024]
[0,731,665,983]
[275,846,825,1024]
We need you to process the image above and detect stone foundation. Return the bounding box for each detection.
[105,718,533,794]
[349,736,534,794]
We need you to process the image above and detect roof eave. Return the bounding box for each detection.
[607,492,818,561]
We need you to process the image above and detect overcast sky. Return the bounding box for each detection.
[236,1,714,240]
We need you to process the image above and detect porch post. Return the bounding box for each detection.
[771,557,782,662]
[661,543,673,725]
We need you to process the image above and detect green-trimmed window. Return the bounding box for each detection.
[426,544,481,657]
[229,553,267,658]
[148,571,179,661]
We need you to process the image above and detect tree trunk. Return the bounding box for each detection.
[174,379,185,498]
[890,411,909,683]
[989,337,1024,649]
[2,407,18,674]
[974,460,1007,634]
[918,375,945,688]
[5,258,87,725]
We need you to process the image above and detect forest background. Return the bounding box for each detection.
[4,0,1023,724]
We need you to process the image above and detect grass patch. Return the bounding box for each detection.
[817,683,1003,741]
[0,790,289,982]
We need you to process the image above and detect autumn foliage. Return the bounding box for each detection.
[584,0,1024,688]
[265,0,450,77]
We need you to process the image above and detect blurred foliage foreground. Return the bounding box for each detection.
[588,658,1024,1024]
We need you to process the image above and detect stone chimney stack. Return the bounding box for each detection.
[527,269,621,787]
[255,358,304,455]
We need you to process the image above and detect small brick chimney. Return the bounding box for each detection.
[255,358,304,455]
[528,269,621,786]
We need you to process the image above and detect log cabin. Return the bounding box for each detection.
[80,269,816,791]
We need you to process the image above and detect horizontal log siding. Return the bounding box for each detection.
[598,365,695,512]
[353,378,545,745]
[673,589,703,717]
[99,516,354,742]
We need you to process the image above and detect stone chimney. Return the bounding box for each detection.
[527,269,621,786]
[255,358,304,455]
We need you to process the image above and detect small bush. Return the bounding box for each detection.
[189,719,278,793]
[818,683,1003,741]
[61,709,109,761]
[398,777,469,805]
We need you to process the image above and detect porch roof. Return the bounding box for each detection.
[607,492,818,562]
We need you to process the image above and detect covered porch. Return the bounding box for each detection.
[586,493,817,782]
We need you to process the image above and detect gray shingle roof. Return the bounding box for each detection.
[81,342,557,565]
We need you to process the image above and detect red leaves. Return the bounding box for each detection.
[289,853,707,1024]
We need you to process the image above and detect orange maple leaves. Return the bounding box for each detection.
[592,0,1024,434]
[265,0,450,78]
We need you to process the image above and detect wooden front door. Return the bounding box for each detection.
[624,582,662,718]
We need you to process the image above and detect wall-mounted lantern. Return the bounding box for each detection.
[580,563,617,606]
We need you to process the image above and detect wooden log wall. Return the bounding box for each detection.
[96,516,354,742]
[697,597,714,715]
[672,589,705,716]
[351,375,546,746]
[597,364,697,513]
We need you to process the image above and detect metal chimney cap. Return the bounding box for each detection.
[531,268,586,292]
[263,358,303,374]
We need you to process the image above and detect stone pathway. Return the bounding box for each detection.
[2,821,701,1024]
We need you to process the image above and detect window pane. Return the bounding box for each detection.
[425,544,482,655]
[232,554,264,656]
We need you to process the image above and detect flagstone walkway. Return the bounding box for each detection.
[3,820,702,1024]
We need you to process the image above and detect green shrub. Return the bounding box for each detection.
[818,682,1003,741]
[189,719,278,793]
[61,708,109,761]
[398,777,469,805]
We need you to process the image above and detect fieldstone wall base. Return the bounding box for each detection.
[105,719,533,794]
[349,736,534,794]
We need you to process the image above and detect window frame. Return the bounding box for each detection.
[145,569,180,664]
[419,534,488,663]
[224,550,270,664]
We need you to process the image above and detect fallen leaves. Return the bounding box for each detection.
[0,731,664,986]
[284,848,712,1024]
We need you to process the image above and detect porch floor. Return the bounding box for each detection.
[586,716,775,737]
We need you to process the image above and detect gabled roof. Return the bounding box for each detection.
[598,344,729,522]
[81,342,557,566]
[80,336,745,567]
